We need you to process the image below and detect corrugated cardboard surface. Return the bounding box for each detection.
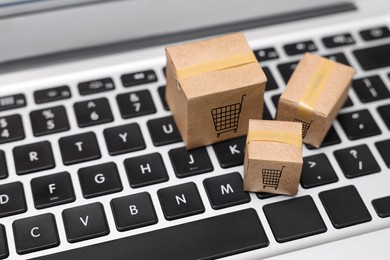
[243,120,303,195]
[165,33,266,149]
[276,53,355,148]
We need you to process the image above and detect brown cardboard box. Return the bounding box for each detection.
[243,120,303,195]
[165,33,267,149]
[276,53,355,148]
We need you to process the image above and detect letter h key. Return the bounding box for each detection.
[124,153,169,188]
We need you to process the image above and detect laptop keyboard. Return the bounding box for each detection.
[0,23,390,259]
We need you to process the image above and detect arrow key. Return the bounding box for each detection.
[301,154,338,188]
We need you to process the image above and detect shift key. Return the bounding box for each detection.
[353,43,390,71]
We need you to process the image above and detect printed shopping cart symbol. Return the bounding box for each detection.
[262,166,285,190]
[294,118,313,138]
[211,94,246,137]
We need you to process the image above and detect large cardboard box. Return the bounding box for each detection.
[276,53,355,148]
[165,33,267,149]
[243,120,303,195]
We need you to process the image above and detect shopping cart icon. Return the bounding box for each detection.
[262,166,285,190]
[294,118,313,138]
[211,94,246,137]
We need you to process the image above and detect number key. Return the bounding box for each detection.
[74,98,113,127]
[117,90,156,119]
[0,114,25,144]
[338,109,381,140]
[30,106,70,136]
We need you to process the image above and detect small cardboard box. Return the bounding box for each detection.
[243,120,303,195]
[165,33,267,149]
[276,53,355,148]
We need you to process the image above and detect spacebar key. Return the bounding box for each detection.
[31,208,268,260]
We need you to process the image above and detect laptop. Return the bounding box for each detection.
[0,0,389,259]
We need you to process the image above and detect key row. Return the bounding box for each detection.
[7,182,389,257]
[3,138,388,213]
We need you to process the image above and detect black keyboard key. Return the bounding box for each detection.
[34,86,71,104]
[78,162,122,198]
[322,33,355,48]
[0,225,8,259]
[147,116,182,146]
[338,109,381,140]
[163,67,166,78]
[353,76,390,103]
[62,202,109,243]
[158,86,169,111]
[117,90,156,119]
[262,67,278,91]
[203,172,250,210]
[0,114,24,144]
[271,94,281,108]
[158,182,205,220]
[0,182,27,218]
[334,144,380,179]
[103,123,146,156]
[353,43,390,70]
[31,208,269,260]
[30,106,70,136]
[121,70,158,87]
[169,147,213,178]
[78,77,115,95]
[283,40,317,56]
[378,104,390,130]
[256,192,278,199]
[213,136,246,168]
[0,151,7,180]
[372,196,390,218]
[13,141,55,175]
[254,47,279,61]
[300,154,338,188]
[277,60,298,83]
[13,213,59,254]
[343,96,353,108]
[360,26,390,41]
[110,192,158,231]
[0,94,26,112]
[263,195,326,243]
[323,52,350,66]
[74,98,113,127]
[59,132,101,165]
[306,125,341,149]
[124,153,169,188]
[375,139,390,168]
[319,185,371,228]
[31,172,75,209]
[263,103,272,120]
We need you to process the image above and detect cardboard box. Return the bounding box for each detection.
[276,53,355,148]
[165,33,267,149]
[243,120,303,195]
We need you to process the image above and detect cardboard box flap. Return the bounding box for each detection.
[166,33,254,70]
[280,53,355,116]
[247,119,302,157]
[181,62,266,99]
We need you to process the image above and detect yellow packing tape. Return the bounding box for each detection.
[176,53,257,81]
[296,58,337,120]
[246,130,302,148]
